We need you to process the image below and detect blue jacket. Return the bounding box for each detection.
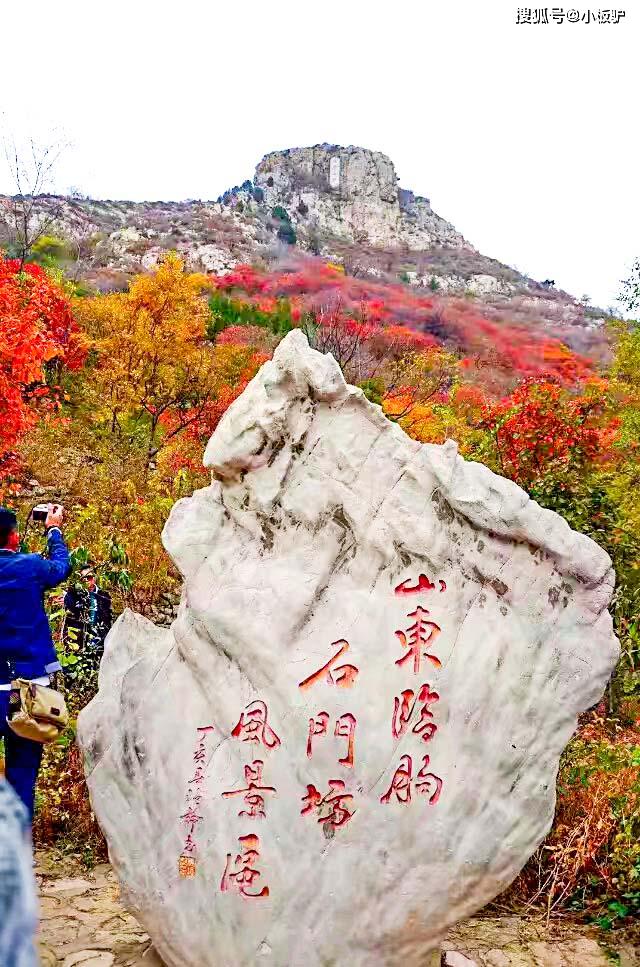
[0,529,71,684]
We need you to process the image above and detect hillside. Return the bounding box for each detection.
[0,143,609,359]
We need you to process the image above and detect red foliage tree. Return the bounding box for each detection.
[216,325,276,351]
[367,324,437,362]
[215,265,267,295]
[0,255,83,481]
[480,379,618,487]
[308,303,377,371]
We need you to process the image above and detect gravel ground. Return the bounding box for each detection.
[35,850,638,967]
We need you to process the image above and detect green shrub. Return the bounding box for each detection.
[277,222,297,246]
[359,377,385,406]
[29,235,75,269]
[207,291,294,338]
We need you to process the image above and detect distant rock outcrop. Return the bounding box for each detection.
[254,144,471,251]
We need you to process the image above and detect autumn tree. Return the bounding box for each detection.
[303,302,375,375]
[0,254,81,486]
[159,341,269,475]
[609,318,640,393]
[479,378,612,489]
[376,348,460,427]
[76,254,218,464]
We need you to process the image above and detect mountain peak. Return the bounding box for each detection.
[253,143,471,251]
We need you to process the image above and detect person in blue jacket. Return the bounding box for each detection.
[0,504,71,821]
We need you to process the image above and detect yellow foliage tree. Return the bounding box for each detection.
[381,348,460,428]
[76,254,214,462]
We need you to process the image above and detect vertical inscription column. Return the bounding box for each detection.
[329,155,340,190]
[381,575,446,808]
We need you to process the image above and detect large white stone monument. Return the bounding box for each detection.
[78,330,619,967]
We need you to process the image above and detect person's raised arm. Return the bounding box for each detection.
[37,504,72,589]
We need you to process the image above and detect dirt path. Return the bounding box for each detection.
[35,850,638,967]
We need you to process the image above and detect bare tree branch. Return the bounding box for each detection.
[1,130,68,268]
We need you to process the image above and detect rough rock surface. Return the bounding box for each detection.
[255,144,471,250]
[77,331,619,967]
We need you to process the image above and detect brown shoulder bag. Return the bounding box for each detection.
[7,679,69,743]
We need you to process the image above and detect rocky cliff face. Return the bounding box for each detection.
[254,144,470,251]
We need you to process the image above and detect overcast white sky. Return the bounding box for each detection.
[1,0,637,309]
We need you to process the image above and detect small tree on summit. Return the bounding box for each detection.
[277,221,296,246]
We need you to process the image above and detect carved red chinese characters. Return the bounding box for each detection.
[180,805,203,835]
[380,754,443,806]
[380,754,412,804]
[183,574,447,894]
[395,606,442,673]
[307,712,330,758]
[392,684,439,742]
[395,574,446,595]
[178,725,214,877]
[222,760,276,819]
[301,779,355,829]
[231,700,281,750]
[298,639,359,690]
[220,834,270,898]
[307,711,356,767]
[386,577,446,812]
[222,759,276,819]
[334,713,356,768]
[415,756,443,804]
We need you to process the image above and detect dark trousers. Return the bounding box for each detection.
[0,691,43,823]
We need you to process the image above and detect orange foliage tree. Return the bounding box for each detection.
[0,254,82,485]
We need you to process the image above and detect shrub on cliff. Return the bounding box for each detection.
[271,206,296,246]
